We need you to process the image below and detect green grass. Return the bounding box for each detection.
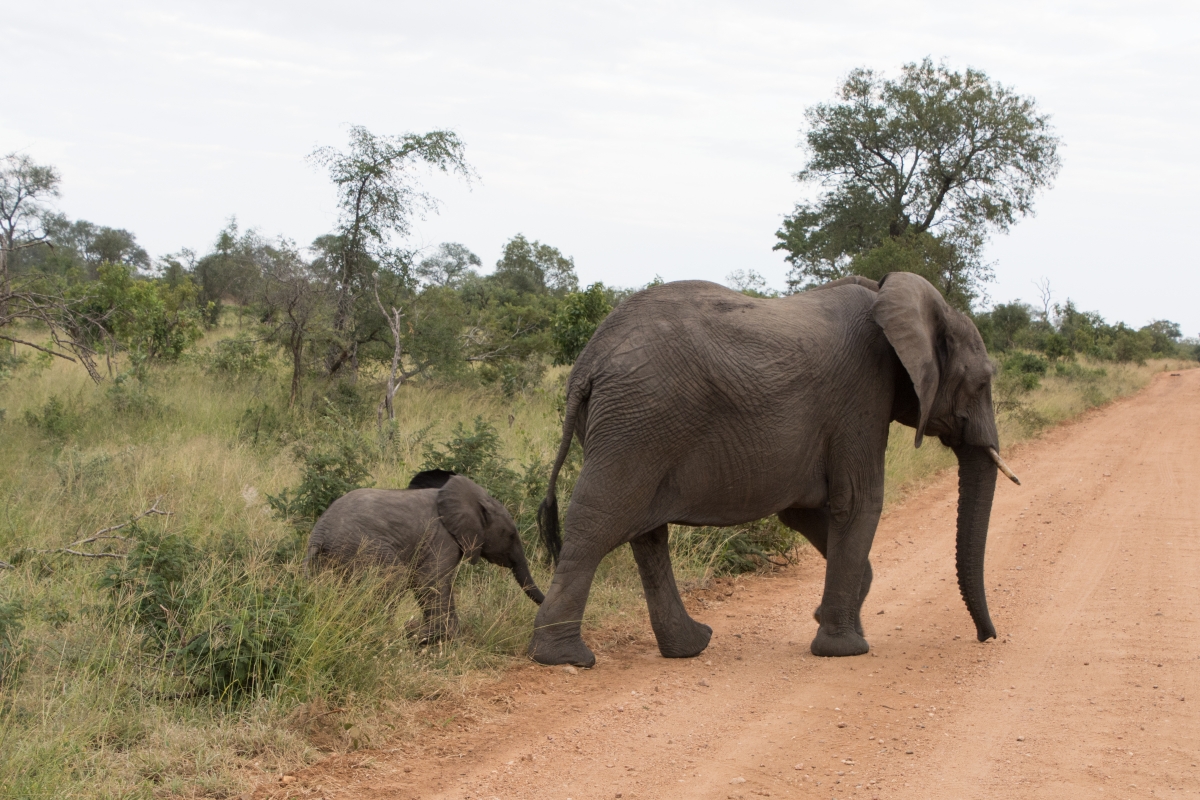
[0,326,1191,798]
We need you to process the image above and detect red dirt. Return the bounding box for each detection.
[257,369,1200,799]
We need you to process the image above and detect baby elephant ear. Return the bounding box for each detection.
[436,475,486,564]
[872,272,948,448]
[408,469,457,490]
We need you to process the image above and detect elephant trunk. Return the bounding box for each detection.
[509,543,545,605]
[953,445,998,642]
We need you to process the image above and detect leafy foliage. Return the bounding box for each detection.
[205,333,273,377]
[179,580,304,701]
[267,436,375,525]
[99,527,200,644]
[680,518,801,576]
[552,282,612,365]
[421,416,520,506]
[777,59,1061,306]
[1002,351,1049,391]
[492,234,579,297]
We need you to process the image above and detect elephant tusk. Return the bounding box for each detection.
[987,447,1021,485]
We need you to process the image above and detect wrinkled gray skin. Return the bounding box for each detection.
[530,273,1002,667]
[305,473,544,643]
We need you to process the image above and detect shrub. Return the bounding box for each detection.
[1054,362,1107,382]
[179,580,304,702]
[98,527,200,645]
[478,358,546,398]
[267,437,375,525]
[206,334,272,377]
[676,518,801,576]
[1002,351,1049,391]
[421,416,520,507]
[238,402,289,448]
[106,372,163,416]
[552,283,612,365]
[23,395,81,440]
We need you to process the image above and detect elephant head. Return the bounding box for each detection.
[873,272,1016,642]
[416,472,545,605]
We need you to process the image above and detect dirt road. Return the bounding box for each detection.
[273,370,1200,799]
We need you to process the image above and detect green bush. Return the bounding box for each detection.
[677,518,801,576]
[106,372,163,416]
[205,334,272,377]
[1002,351,1049,391]
[23,395,81,440]
[238,402,289,448]
[1054,361,1107,382]
[478,358,546,398]
[179,580,304,702]
[267,437,375,525]
[98,527,200,645]
[552,282,612,365]
[421,416,520,507]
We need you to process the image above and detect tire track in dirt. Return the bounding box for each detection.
[262,369,1200,800]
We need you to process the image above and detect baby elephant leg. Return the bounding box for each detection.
[412,572,459,644]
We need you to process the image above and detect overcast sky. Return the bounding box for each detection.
[5,1,1198,334]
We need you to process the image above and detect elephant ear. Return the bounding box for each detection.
[436,475,487,564]
[408,469,457,490]
[872,272,948,448]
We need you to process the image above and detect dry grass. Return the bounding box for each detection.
[0,326,1191,798]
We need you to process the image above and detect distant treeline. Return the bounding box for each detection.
[6,209,1196,411]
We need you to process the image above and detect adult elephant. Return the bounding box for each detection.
[528,272,1018,667]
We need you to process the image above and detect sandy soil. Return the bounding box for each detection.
[258,369,1200,800]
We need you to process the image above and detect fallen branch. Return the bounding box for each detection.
[50,548,127,559]
[74,497,171,543]
[0,559,13,570]
[18,498,173,561]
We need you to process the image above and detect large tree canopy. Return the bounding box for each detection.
[775,59,1061,307]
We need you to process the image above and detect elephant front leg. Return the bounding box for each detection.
[779,507,872,638]
[810,496,882,657]
[412,576,459,645]
[630,525,712,659]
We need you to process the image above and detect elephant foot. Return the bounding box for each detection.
[813,604,864,637]
[656,619,713,659]
[810,627,869,657]
[407,614,456,646]
[527,631,596,668]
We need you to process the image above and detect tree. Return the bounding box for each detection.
[192,219,267,314]
[1,154,61,301]
[415,242,480,289]
[725,269,778,298]
[552,283,612,365]
[260,243,334,407]
[308,126,473,375]
[775,59,1061,307]
[492,234,578,296]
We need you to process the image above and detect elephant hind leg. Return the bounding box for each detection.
[779,506,871,637]
[630,525,712,659]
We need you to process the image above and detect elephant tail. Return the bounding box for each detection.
[538,376,588,566]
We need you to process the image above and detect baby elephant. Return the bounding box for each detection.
[304,470,544,642]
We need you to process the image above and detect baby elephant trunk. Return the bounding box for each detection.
[509,542,545,605]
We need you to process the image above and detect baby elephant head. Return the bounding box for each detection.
[410,471,545,605]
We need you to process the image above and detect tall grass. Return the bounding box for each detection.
[0,325,1191,798]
